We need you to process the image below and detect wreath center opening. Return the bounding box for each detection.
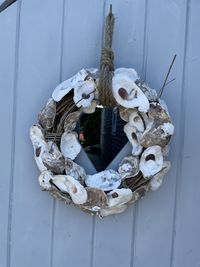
[78,106,127,171]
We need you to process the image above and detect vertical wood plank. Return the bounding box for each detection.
[172,1,200,266]
[52,1,105,267]
[0,3,18,267]
[93,1,147,267]
[132,1,188,266]
[9,1,64,267]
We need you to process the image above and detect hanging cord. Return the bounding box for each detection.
[99,5,116,107]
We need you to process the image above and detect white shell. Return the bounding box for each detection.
[85,170,121,191]
[119,108,136,122]
[100,204,127,217]
[139,145,163,178]
[128,111,145,132]
[118,156,139,179]
[30,125,48,172]
[38,170,53,190]
[136,81,158,101]
[82,100,97,114]
[60,132,81,160]
[150,161,171,191]
[107,188,133,207]
[124,123,143,155]
[52,69,88,102]
[86,68,99,80]
[52,175,87,204]
[73,79,96,108]
[112,68,149,112]
[114,68,139,81]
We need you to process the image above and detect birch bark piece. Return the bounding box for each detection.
[60,131,81,160]
[139,145,163,178]
[38,98,56,130]
[85,170,122,191]
[112,68,149,112]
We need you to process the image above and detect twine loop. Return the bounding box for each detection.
[99,5,116,107]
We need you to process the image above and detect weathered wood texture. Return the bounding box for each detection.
[0,1,199,267]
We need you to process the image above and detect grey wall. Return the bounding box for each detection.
[0,0,199,267]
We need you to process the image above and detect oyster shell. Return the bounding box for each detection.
[107,188,133,207]
[42,141,65,174]
[52,69,88,102]
[52,174,87,205]
[118,156,139,179]
[124,123,143,155]
[60,131,81,160]
[38,98,56,130]
[65,158,86,184]
[140,102,174,148]
[139,145,163,179]
[85,170,122,191]
[112,68,149,112]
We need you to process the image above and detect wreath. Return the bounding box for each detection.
[30,6,174,217]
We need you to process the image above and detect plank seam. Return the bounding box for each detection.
[131,1,149,266]
[90,216,96,267]
[170,1,190,266]
[141,0,149,81]
[90,1,107,266]
[50,1,66,266]
[6,1,21,267]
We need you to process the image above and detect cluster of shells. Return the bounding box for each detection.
[30,68,174,217]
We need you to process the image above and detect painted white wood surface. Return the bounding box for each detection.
[0,1,199,267]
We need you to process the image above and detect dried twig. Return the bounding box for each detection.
[158,54,177,99]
